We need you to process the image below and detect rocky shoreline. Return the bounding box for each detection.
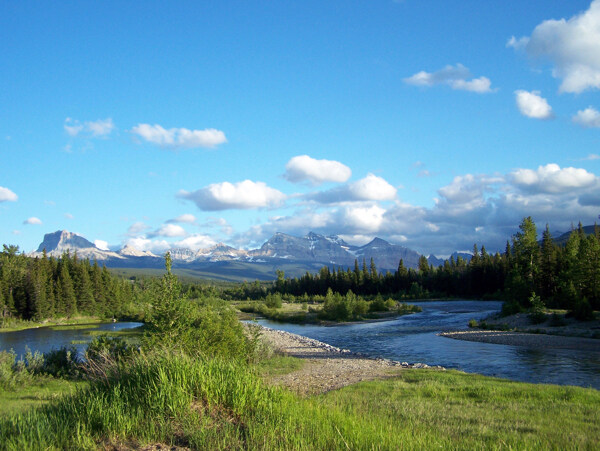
[258,326,443,395]
[440,329,600,352]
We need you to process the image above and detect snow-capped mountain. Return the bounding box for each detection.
[32,230,124,261]
[30,230,437,278]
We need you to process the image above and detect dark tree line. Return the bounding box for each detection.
[0,245,142,322]
[271,217,600,314]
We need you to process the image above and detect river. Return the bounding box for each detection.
[0,322,143,359]
[254,300,600,390]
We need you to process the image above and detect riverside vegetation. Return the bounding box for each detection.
[0,253,599,449]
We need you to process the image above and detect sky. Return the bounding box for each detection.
[1,0,600,257]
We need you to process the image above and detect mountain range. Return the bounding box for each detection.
[30,230,470,281]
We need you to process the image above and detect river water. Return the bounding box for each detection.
[0,322,143,359]
[254,300,600,390]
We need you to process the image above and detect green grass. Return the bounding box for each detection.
[254,354,305,377]
[0,316,104,333]
[1,352,598,450]
[0,376,85,418]
[85,325,145,344]
[48,324,100,331]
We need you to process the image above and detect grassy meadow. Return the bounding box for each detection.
[0,351,598,450]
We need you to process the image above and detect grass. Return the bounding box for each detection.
[1,352,598,450]
[0,316,105,333]
[0,376,85,418]
[254,353,305,377]
[48,324,100,331]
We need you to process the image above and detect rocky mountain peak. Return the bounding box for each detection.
[36,230,96,253]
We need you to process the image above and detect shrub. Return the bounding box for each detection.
[42,347,81,378]
[468,319,478,328]
[569,298,595,321]
[549,313,567,327]
[85,336,137,363]
[501,300,524,317]
[528,293,547,325]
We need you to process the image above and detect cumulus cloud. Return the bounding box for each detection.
[510,163,597,193]
[173,234,217,251]
[125,237,170,254]
[510,0,600,93]
[131,124,227,149]
[24,217,42,225]
[203,217,234,236]
[65,118,115,137]
[340,205,386,233]
[179,180,286,211]
[0,186,18,202]
[94,240,109,251]
[404,64,495,93]
[127,222,149,236]
[152,224,187,238]
[514,90,553,119]
[573,107,600,128]
[235,162,600,256]
[284,155,352,185]
[308,174,397,203]
[167,214,197,224]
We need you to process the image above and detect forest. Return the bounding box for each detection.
[0,246,142,323]
[1,217,598,324]
[267,217,599,318]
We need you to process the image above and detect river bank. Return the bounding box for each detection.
[257,326,444,395]
[440,330,600,352]
[0,316,106,333]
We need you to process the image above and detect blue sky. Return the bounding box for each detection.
[2,0,600,256]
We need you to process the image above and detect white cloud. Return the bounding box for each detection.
[131,123,227,149]
[64,118,115,137]
[404,64,494,93]
[448,76,494,93]
[203,217,234,235]
[94,240,109,251]
[173,234,217,251]
[284,155,352,185]
[24,217,42,225]
[127,222,149,236]
[308,173,397,203]
[234,163,600,256]
[348,174,397,201]
[167,214,197,224]
[506,35,529,50]
[514,90,553,119]
[0,186,18,202]
[341,205,386,233]
[179,180,286,210]
[573,107,600,128]
[583,153,600,160]
[125,237,170,254]
[512,0,600,93]
[64,213,74,219]
[510,163,597,194]
[152,224,187,237]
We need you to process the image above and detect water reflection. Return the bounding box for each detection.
[0,322,143,358]
[254,300,600,389]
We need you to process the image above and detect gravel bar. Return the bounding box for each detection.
[258,326,443,395]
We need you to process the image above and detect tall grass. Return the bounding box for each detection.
[2,350,598,450]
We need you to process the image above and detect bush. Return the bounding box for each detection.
[501,300,524,317]
[569,298,595,321]
[468,319,478,328]
[43,347,81,378]
[264,293,283,309]
[528,293,547,325]
[85,336,137,363]
[549,313,567,327]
